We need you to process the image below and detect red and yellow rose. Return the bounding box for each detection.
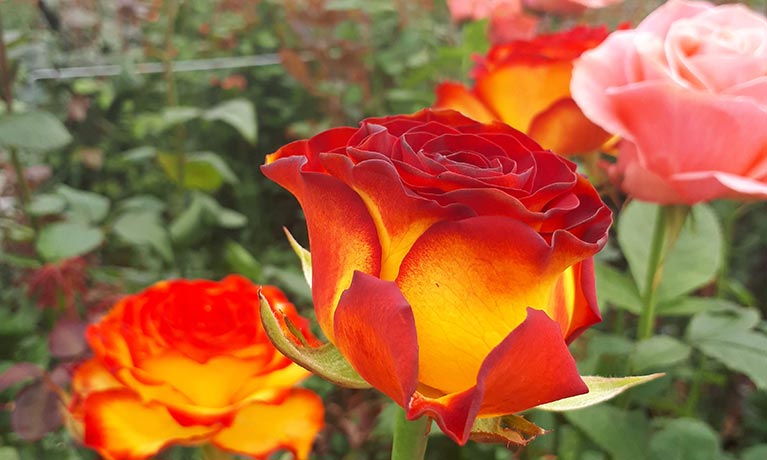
[262,109,612,444]
[67,275,323,460]
[434,25,615,155]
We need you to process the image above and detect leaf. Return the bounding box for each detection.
[0,111,72,151]
[259,294,369,389]
[536,374,664,412]
[203,98,257,144]
[113,211,173,263]
[595,262,641,314]
[617,202,722,303]
[11,381,63,441]
[284,227,312,289]
[215,207,247,228]
[48,317,87,359]
[0,363,43,392]
[649,418,720,460]
[742,445,767,460]
[160,106,202,130]
[0,447,20,460]
[631,336,691,372]
[36,221,104,262]
[564,405,650,460]
[157,151,238,192]
[686,308,767,389]
[55,185,110,224]
[470,414,547,446]
[657,296,737,316]
[223,241,262,280]
[119,146,157,163]
[26,194,66,216]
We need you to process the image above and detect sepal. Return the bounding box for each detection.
[284,228,312,289]
[534,374,664,411]
[470,414,547,446]
[259,293,370,389]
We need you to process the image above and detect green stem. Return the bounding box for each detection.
[636,205,689,340]
[392,407,431,460]
[200,444,234,460]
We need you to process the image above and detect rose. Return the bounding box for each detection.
[446,0,539,43]
[67,275,323,460]
[571,0,767,204]
[435,26,614,155]
[262,109,611,443]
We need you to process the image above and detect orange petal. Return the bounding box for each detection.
[333,272,419,407]
[395,216,587,394]
[408,309,587,444]
[549,259,601,342]
[262,157,382,339]
[527,98,611,155]
[476,62,572,132]
[320,154,473,281]
[82,389,218,460]
[213,389,324,460]
[433,82,499,124]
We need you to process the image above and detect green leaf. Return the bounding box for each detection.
[564,406,650,460]
[631,336,691,372]
[259,294,369,389]
[112,211,173,263]
[742,445,767,460]
[284,228,312,288]
[617,202,722,303]
[119,146,157,163]
[157,151,238,192]
[686,308,767,389]
[536,374,664,412]
[25,194,66,216]
[0,446,20,460]
[657,296,737,316]
[223,241,262,280]
[169,195,210,246]
[36,221,103,261]
[203,99,257,144]
[160,106,202,130]
[0,112,72,151]
[595,262,641,314]
[470,414,546,446]
[55,185,110,224]
[649,418,720,460]
[215,208,247,229]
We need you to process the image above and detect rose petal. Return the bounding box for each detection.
[408,308,587,444]
[434,82,499,123]
[527,98,610,155]
[213,389,324,460]
[476,61,573,132]
[395,216,588,394]
[262,158,382,338]
[82,389,218,459]
[333,272,419,408]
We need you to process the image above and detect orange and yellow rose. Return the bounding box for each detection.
[262,109,612,444]
[67,275,323,460]
[434,25,615,155]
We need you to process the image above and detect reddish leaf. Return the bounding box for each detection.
[11,381,62,441]
[0,363,44,392]
[49,317,88,359]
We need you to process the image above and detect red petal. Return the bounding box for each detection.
[262,159,382,339]
[333,272,419,407]
[408,308,587,444]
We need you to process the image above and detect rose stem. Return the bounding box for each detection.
[636,204,688,340]
[391,407,431,460]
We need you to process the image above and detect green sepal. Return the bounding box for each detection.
[284,227,312,288]
[535,374,664,412]
[259,293,370,389]
[470,414,547,446]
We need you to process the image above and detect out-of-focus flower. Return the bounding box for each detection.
[435,25,614,155]
[262,109,611,444]
[68,275,324,460]
[447,0,539,42]
[572,0,767,204]
[524,0,623,16]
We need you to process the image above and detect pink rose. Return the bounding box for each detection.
[572,0,767,204]
[447,0,539,43]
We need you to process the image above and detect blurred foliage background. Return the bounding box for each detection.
[0,0,766,459]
